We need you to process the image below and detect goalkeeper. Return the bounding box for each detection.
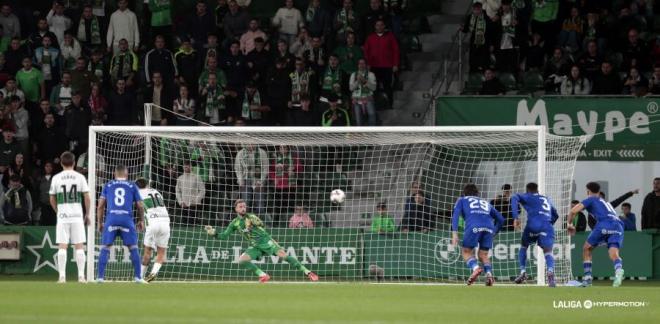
[205,199,319,283]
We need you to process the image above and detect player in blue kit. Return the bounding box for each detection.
[96,165,146,283]
[567,182,625,287]
[510,182,559,287]
[451,184,505,286]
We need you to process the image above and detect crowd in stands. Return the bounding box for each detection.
[462,0,660,96]
[0,0,408,226]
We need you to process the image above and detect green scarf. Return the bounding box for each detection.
[352,70,373,99]
[337,9,355,34]
[88,60,104,80]
[242,90,262,120]
[469,13,487,46]
[205,84,225,117]
[322,67,341,92]
[290,70,312,102]
[306,6,316,23]
[111,52,134,81]
[274,153,293,177]
[77,16,101,45]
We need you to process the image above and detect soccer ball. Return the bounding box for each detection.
[330,189,346,204]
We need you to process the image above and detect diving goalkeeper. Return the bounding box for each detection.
[205,199,319,283]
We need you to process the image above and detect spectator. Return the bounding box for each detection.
[525,33,545,71]
[494,1,519,73]
[641,177,660,229]
[144,72,173,126]
[543,47,570,93]
[223,0,250,46]
[582,11,606,53]
[106,0,140,54]
[7,96,28,157]
[272,0,304,47]
[288,204,314,228]
[36,161,56,225]
[570,199,587,232]
[0,174,32,225]
[4,38,29,76]
[560,65,590,95]
[201,72,227,125]
[273,39,295,72]
[0,4,20,39]
[619,202,637,231]
[60,33,81,71]
[334,31,363,76]
[334,0,359,46]
[290,27,312,58]
[461,2,495,73]
[649,64,660,95]
[2,152,30,192]
[28,18,60,53]
[87,84,108,121]
[0,77,24,103]
[557,6,582,53]
[70,57,98,99]
[185,0,215,51]
[64,92,91,155]
[198,56,227,92]
[490,184,513,231]
[591,61,622,94]
[107,79,135,125]
[77,4,104,52]
[621,28,649,72]
[234,144,268,215]
[34,99,62,130]
[622,67,647,96]
[172,84,196,126]
[87,49,107,87]
[33,35,61,91]
[362,0,389,42]
[0,127,19,168]
[288,58,316,112]
[35,113,66,167]
[302,35,325,75]
[305,0,332,47]
[214,0,230,38]
[370,201,395,233]
[530,0,559,53]
[319,54,345,99]
[321,94,350,126]
[145,35,177,88]
[240,18,267,55]
[363,19,399,109]
[47,2,73,46]
[222,40,248,97]
[270,145,301,223]
[349,58,377,126]
[266,58,292,125]
[383,0,406,38]
[245,37,271,91]
[479,68,506,95]
[240,81,269,125]
[175,161,205,225]
[49,71,73,113]
[201,33,221,70]
[175,38,201,95]
[401,191,433,232]
[577,40,602,80]
[146,0,173,49]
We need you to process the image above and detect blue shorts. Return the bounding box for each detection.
[101,217,138,246]
[462,227,495,250]
[521,224,555,249]
[587,221,624,249]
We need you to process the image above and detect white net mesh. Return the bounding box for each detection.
[89,126,584,284]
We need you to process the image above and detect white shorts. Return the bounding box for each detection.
[56,222,86,244]
[144,223,170,249]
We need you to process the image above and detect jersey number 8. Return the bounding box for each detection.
[114,188,126,206]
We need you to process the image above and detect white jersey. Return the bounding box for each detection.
[139,188,170,226]
[49,170,89,224]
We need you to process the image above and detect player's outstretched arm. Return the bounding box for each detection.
[205,221,237,240]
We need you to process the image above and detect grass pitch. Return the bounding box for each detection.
[0,279,658,323]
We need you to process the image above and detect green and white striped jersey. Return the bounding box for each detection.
[49,170,89,224]
[139,188,170,226]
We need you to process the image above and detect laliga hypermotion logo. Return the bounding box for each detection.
[435,238,460,265]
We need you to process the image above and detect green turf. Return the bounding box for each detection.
[0,280,658,323]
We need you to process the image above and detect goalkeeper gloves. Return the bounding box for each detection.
[204,225,216,236]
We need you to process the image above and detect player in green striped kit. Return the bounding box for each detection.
[137,178,171,282]
[205,199,319,283]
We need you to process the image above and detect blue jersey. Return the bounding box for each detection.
[581,196,620,224]
[511,193,559,228]
[451,196,505,233]
[101,180,142,219]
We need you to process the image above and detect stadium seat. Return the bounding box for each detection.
[520,71,544,93]
[607,52,623,70]
[463,73,484,94]
[499,72,518,91]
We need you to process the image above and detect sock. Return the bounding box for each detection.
[98,247,110,280]
[518,246,528,273]
[285,255,310,275]
[57,249,67,279]
[614,258,623,272]
[544,252,554,273]
[75,250,86,278]
[240,260,266,277]
[129,247,141,279]
[466,257,479,271]
[583,261,592,280]
[483,263,492,275]
[141,265,148,278]
[151,262,162,275]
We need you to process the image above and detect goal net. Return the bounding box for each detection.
[87,125,584,284]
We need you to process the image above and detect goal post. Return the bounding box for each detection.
[86,125,584,284]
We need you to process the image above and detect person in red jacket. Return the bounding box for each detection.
[363,19,399,109]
